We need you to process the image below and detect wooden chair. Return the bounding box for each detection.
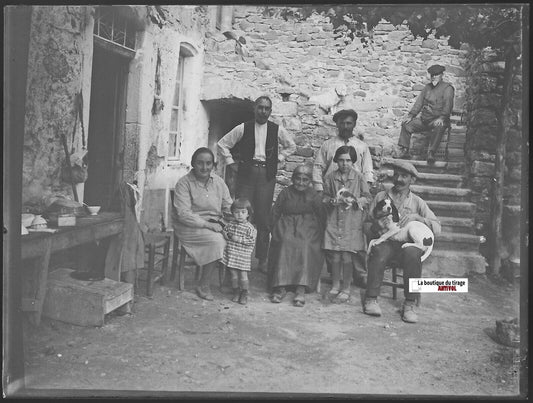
[168,191,225,291]
[382,264,404,300]
[409,125,450,161]
[382,262,421,306]
[141,231,172,297]
[119,182,171,298]
[170,233,226,291]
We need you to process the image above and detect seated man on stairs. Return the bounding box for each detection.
[396,64,455,165]
[362,160,441,323]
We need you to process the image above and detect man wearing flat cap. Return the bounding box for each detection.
[363,160,441,323]
[397,64,455,164]
[313,108,374,287]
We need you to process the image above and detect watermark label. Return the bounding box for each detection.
[409,278,468,293]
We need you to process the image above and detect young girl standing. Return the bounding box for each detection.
[322,145,371,303]
[221,198,257,305]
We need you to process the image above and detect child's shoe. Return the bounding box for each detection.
[231,288,240,303]
[238,290,249,305]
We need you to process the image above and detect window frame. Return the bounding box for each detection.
[168,54,185,158]
[93,6,137,53]
[167,43,197,160]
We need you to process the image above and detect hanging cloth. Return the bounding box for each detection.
[70,91,86,152]
[104,182,145,281]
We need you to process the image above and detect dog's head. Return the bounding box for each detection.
[373,198,400,223]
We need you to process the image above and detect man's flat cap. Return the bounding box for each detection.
[332,109,358,123]
[385,159,419,178]
[427,64,445,75]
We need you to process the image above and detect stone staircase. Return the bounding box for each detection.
[380,111,487,277]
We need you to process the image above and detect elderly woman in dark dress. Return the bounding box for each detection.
[268,165,326,307]
[172,147,233,301]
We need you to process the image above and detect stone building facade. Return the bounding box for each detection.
[20,4,521,264]
[21,5,216,229]
[203,6,468,193]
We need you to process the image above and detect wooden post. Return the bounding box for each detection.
[4,5,32,391]
[29,238,52,326]
[489,45,518,275]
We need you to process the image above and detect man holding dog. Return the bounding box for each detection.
[363,160,441,323]
[312,108,374,287]
[396,64,455,165]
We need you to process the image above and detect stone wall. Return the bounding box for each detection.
[138,6,212,229]
[463,48,523,264]
[202,6,468,194]
[20,5,215,228]
[22,6,94,208]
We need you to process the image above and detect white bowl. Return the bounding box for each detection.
[30,215,48,228]
[86,206,101,215]
[22,213,35,228]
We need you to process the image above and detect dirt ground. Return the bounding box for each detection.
[20,260,522,398]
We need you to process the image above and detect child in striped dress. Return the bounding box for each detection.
[222,198,257,305]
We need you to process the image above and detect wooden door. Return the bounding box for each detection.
[85,45,128,208]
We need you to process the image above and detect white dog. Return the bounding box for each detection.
[336,187,358,210]
[368,198,434,262]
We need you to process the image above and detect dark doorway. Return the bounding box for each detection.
[204,99,254,198]
[84,44,129,208]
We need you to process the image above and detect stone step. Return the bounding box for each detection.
[447,144,465,151]
[448,134,466,148]
[413,172,464,187]
[378,167,459,184]
[447,148,466,161]
[448,134,466,142]
[448,142,466,149]
[383,183,471,202]
[450,127,466,133]
[423,250,487,277]
[434,232,482,252]
[411,185,470,202]
[381,157,465,174]
[439,216,476,234]
[426,200,476,218]
[409,150,446,161]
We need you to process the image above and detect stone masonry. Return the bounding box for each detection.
[202,6,468,196]
[463,48,523,265]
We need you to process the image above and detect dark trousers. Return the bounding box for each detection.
[366,241,423,300]
[399,117,449,153]
[325,251,367,279]
[236,165,275,261]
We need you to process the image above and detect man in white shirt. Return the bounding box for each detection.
[218,96,296,273]
[312,109,375,287]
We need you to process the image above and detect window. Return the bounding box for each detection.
[93,6,136,51]
[169,54,185,157]
[169,43,197,158]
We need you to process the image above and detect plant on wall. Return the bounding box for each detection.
[152,48,164,115]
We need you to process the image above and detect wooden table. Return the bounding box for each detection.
[21,212,124,325]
